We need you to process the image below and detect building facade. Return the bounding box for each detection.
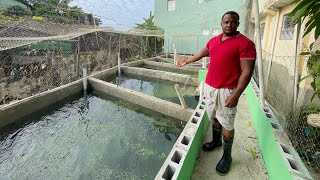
[256,0,318,116]
[154,0,252,54]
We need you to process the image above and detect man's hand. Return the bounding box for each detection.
[225,94,240,108]
[177,59,188,67]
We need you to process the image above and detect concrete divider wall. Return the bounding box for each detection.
[121,66,199,86]
[88,77,194,122]
[0,80,83,128]
[155,99,210,180]
[90,66,118,80]
[144,61,204,72]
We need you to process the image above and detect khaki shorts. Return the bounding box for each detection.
[204,83,237,131]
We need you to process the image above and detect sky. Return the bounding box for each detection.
[69,0,154,28]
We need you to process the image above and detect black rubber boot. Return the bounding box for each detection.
[202,124,222,151]
[216,136,233,175]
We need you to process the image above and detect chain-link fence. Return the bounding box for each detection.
[253,50,320,178]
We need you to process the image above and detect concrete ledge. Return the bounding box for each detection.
[155,98,210,180]
[121,59,145,67]
[144,61,204,72]
[0,80,83,128]
[90,66,118,80]
[122,66,199,86]
[89,57,157,79]
[88,77,193,121]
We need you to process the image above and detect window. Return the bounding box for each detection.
[203,29,210,35]
[280,14,295,40]
[168,0,176,11]
[260,23,265,40]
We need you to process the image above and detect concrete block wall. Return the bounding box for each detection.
[250,80,313,180]
[155,98,208,180]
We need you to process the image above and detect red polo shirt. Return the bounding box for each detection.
[205,33,256,89]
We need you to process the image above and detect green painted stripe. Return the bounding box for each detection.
[245,83,294,180]
[198,70,207,82]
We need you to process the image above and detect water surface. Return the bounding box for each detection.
[0,92,184,179]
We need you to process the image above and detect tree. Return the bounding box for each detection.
[135,11,164,58]
[136,11,162,31]
[16,0,37,8]
[3,5,32,16]
[289,0,320,40]
[290,0,320,101]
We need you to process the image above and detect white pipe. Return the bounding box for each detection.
[174,84,187,109]
[202,57,207,68]
[118,52,121,75]
[254,0,265,107]
[266,10,280,88]
[174,49,177,65]
[293,22,302,111]
[83,68,87,91]
[199,82,204,101]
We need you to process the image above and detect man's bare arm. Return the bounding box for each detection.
[225,60,255,108]
[177,47,209,67]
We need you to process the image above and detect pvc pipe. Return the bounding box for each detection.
[174,49,177,65]
[199,82,204,101]
[293,22,302,111]
[254,0,265,107]
[174,84,187,109]
[83,68,87,91]
[266,10,280,88]
[118,52,121,75]
[202,57,207,68]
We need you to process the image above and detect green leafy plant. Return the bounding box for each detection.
[289,0,320,39]
[290,0,320,101]
[135,11,164,58]
[3,5,32,16]
[299,47,320,101]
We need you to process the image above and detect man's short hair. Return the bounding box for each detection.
[221,11,240,21]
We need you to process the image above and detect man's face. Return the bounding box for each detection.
[221,14,239,36]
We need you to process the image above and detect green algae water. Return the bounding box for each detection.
[0,92,184,179]
[106,74,198,109]
[138,64,198,78]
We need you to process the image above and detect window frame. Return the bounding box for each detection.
[280,14,296,40]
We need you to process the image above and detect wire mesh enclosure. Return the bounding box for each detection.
[0,16,164,106]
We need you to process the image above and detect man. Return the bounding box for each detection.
[177,11,256,175]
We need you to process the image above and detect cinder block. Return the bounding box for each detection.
[155,147,187,180]
[277,142,294,158]
[276,142,314,179]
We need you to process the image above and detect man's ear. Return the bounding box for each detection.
[237,22,240,27]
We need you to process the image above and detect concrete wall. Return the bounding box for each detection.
[154,0,251,54]
[121,66,199,86]
[144,61,204,72]
[0,80,83,128]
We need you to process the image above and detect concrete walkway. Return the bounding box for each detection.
[192,94,268,180]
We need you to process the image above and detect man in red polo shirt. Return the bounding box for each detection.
[177,11,256,175]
